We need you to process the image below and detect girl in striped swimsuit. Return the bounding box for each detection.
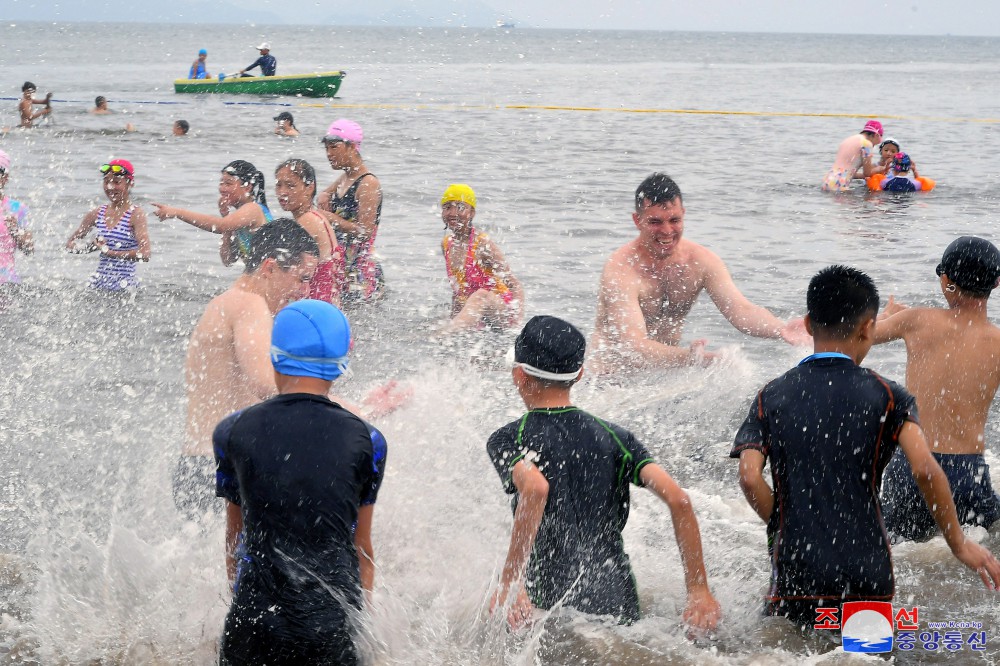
[66,159,151,291]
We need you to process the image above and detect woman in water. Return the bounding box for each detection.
[151,160,271,266]
[317,119,385,304]
[440,183,523,331]
[275,158,344,306]
[65,159,151,291]
[0,150,34,307]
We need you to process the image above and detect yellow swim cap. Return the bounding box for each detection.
[441,183,476,208]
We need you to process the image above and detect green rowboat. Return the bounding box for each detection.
[174,70,345,97]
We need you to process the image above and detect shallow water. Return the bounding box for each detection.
[1,22,999,664]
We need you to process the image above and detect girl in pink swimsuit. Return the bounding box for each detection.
[0,150,34,307]
[440,183,523,331]
[275,159,344,306]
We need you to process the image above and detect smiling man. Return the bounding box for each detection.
[591,173,806,370]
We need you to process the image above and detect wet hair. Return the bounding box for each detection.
[807,265,880,339]
[95,96,106,107]
[174,120,190,134]
[275,158,317,200]
[222,159,268,208]
[635,173,683,210]
[244,217,320,273]
[22,81,35,92]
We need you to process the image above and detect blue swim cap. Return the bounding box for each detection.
[198,49,208,56]
[270,300,351,380]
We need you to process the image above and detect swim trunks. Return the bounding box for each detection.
[731,355,919,618]
[214,393,386,664]
[487,407,654,624]
[881,449,1000,541]
[329,173,385,303]
[89,204,139,291]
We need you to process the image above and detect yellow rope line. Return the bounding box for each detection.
[298,101,1000,123]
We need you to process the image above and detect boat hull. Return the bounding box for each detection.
[174,71,345,97]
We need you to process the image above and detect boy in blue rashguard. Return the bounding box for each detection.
[214,299,386,665]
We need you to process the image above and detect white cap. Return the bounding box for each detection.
[256,42,270,50]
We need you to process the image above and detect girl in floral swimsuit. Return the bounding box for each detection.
[440,183,523,331]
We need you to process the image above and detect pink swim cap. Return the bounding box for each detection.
[862,120,883,138]
[0,150,10,174]
[322,119,363,148]
[101,158,135,181]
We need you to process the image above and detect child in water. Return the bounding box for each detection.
[0,150,34,305]
[440,183,523,331]
[873,137,899,174]
[274,159,344,306]
[879,153,926,192]
[152,160,271,266]
[65,159,151,291]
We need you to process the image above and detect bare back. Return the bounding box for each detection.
[894,308,1000,454]
[183,286,275,456]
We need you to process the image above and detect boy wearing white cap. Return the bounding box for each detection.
[488,315,721,632]
[214,299,386,665]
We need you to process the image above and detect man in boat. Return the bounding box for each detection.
[590,172,808,371]
[239,42,276,77]
[188,48,210,80]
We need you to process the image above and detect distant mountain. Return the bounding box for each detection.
[4,0,514,27]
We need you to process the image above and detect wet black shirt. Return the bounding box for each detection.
[731,356,918,607]
[214,393,386,618]
[487,407,654,622]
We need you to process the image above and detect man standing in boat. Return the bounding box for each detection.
[239,42,276,77]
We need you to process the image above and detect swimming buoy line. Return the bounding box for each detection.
[3,97,995,122]
[298,102,1000,124]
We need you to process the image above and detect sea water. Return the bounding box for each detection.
[1,22,999,664]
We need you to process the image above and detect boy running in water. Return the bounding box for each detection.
[733,265,1000,627]
[215,299,386,665]
[488,315,721,631]
[876,237,1000,540]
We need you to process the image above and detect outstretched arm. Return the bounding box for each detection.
[491,459,548,629]
[702,250,802,343]
[151,202,261,234]
[899,421,1000,590]
[873,298,912,344]
[641,463,721,632]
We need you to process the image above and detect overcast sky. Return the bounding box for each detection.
[10,0,1000,35]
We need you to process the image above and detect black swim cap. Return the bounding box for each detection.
[22,81,35,92]
[514,315,585,379]
[936,236,1000,295]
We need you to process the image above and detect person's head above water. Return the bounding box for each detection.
[198,48,207,57]
[635,172,682,210]
[892,152,912,173]
[94,96,107,108]
[223,159,267,207]
[100,159,134,182]
[270,299,351,381]
[274,111,295,127]
[21,82,35,93]
[936,236,1000,298]
[861,119,883,143]
[806,265,880,340]
[244,217,319,274]
[513,315,586,387]
[173,120,190,136]
[321,118,363,149]
[441,183,476,209]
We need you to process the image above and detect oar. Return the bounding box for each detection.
[218,72,247,81]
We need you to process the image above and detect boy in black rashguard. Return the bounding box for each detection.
[488,315,721,632]
[733,266,1000,627]
[214,299,387,665]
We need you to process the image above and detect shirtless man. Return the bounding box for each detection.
[822,119,882,192]
[176,218,319,515]
[591,173,806,371]
[18,82,51,128]
[875,236,1000,540]
[90,96,111,115]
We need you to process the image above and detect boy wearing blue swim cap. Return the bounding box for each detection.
[214,299,387,665]
[876,237,1000,541]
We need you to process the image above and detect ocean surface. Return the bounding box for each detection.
[1,22,1000,664]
